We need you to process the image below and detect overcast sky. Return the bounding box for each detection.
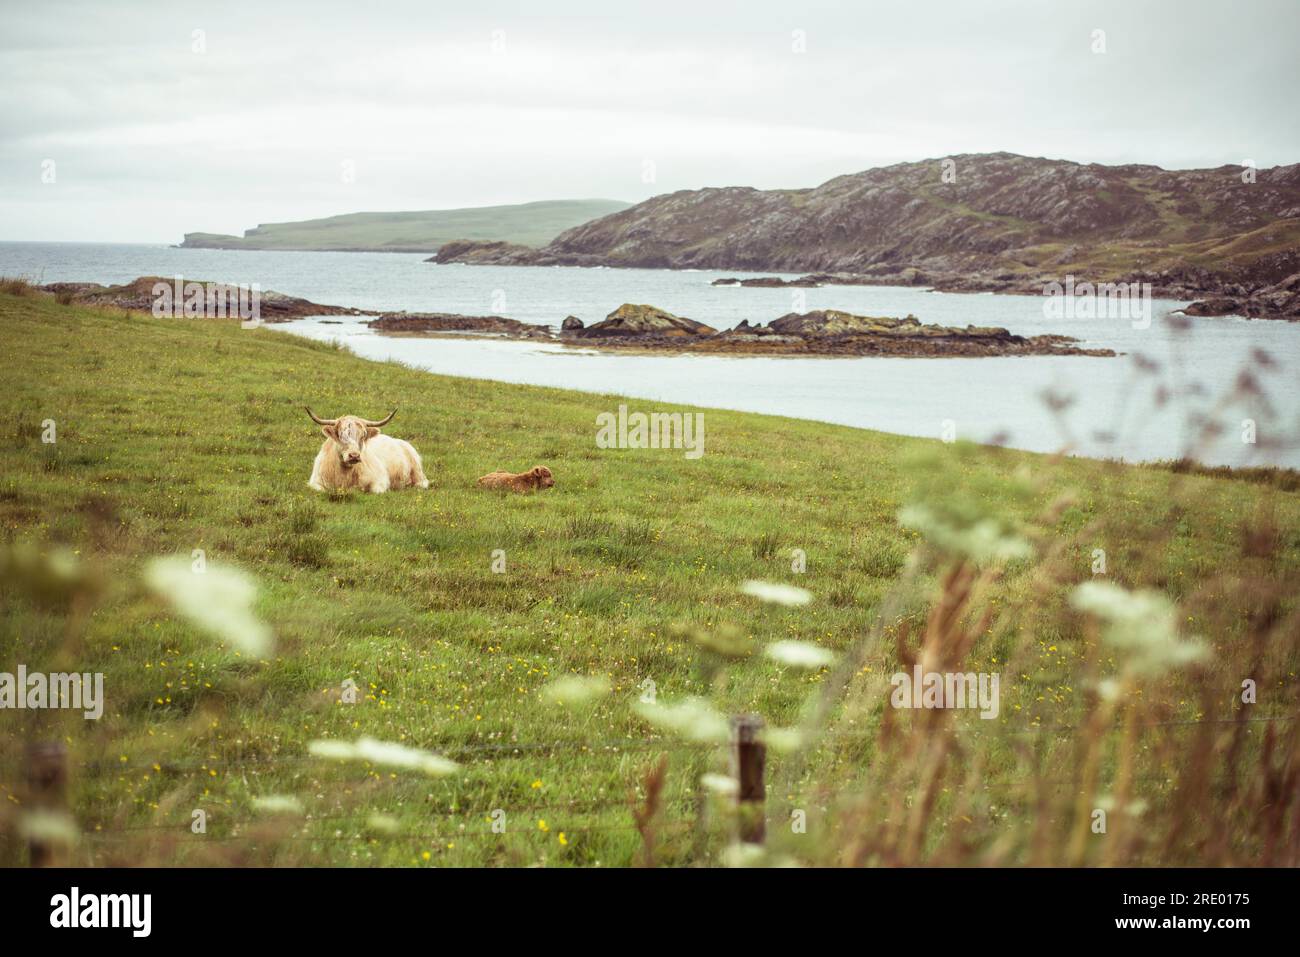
[2,0,1297,243]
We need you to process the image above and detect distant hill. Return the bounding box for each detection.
[180,199,631,252]
[433,153,1300,307]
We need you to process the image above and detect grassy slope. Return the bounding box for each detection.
[182,199,631,252]
[912,179,1300,282]
[1,291,1297,866]
[1025,219,1300,282]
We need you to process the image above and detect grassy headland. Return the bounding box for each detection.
[180,199,630,252]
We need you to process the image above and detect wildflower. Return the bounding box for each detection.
[1095,795,1149,816]
[143,556,272,656]
[700,773,739,796]
[673,622,754,658]
[897,504,1032,564]
[366,814,400,834]
[740,580,812,607]
[634,696,730,743]
[1071,582,1208,676]
[307,736,459,776]
[764,640,835,669]
[251,795,304,815]
[759,727,805,754]
[539,675,610,708]
[18,809,79,846]
[720,843,767,868]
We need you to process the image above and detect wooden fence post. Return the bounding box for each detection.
[26,741,69,867]
[731,714,766,845]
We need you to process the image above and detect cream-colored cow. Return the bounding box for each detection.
[305,408,428,494]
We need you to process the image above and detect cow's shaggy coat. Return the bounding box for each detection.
[305,408,428,494]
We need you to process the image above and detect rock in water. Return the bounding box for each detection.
[576,303,717,337]
[367,313,552,338]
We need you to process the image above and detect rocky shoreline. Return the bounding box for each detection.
[435,249,1300,321]
[369,303,1115,358]
[1174,272,1300,320]
[34,278,1117,357]
[41,276,363,321]
[708,267,1300,321]
[712,273,911,288]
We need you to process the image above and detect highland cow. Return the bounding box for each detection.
[306,408,428,494]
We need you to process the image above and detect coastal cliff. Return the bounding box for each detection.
[429,153,1300,318]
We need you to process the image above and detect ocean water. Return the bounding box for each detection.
[3,241,1297,467]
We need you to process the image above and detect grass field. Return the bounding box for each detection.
[1,287,1298,867]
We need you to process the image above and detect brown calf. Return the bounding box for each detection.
[476,465,554,492]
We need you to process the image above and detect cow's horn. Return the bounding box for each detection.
[305,406,336,426]
[362,409,396,428]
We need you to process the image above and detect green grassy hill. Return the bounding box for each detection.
[1,287,1297,867]
[180,198,631,252]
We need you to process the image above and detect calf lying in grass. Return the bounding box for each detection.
[477,465,554,492]
[306,407,429,493]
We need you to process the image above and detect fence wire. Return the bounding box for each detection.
[7,711,1295,862]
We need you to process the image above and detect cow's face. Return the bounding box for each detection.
[324,415,379,468]
[306,408,395,469]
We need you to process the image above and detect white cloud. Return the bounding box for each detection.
[1,0,1297,241]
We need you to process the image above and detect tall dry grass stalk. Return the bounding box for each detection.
[775,454,1300,867]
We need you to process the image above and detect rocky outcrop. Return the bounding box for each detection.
[713,271,928,288]
[568,306,1112,357]
[43,282,108,296]
[427,239,536,264]
[360,301,1104,357]
[431,152,1300,307]
[702,310,1112,357]
[714,320,802,344]
[367,312,552,338]
[1180,272,1300,320]
[570,303,716,338]
[766,310,932,336]
[713,276,821,288]
[41,277,359,320]
[1181,298,1245,317]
